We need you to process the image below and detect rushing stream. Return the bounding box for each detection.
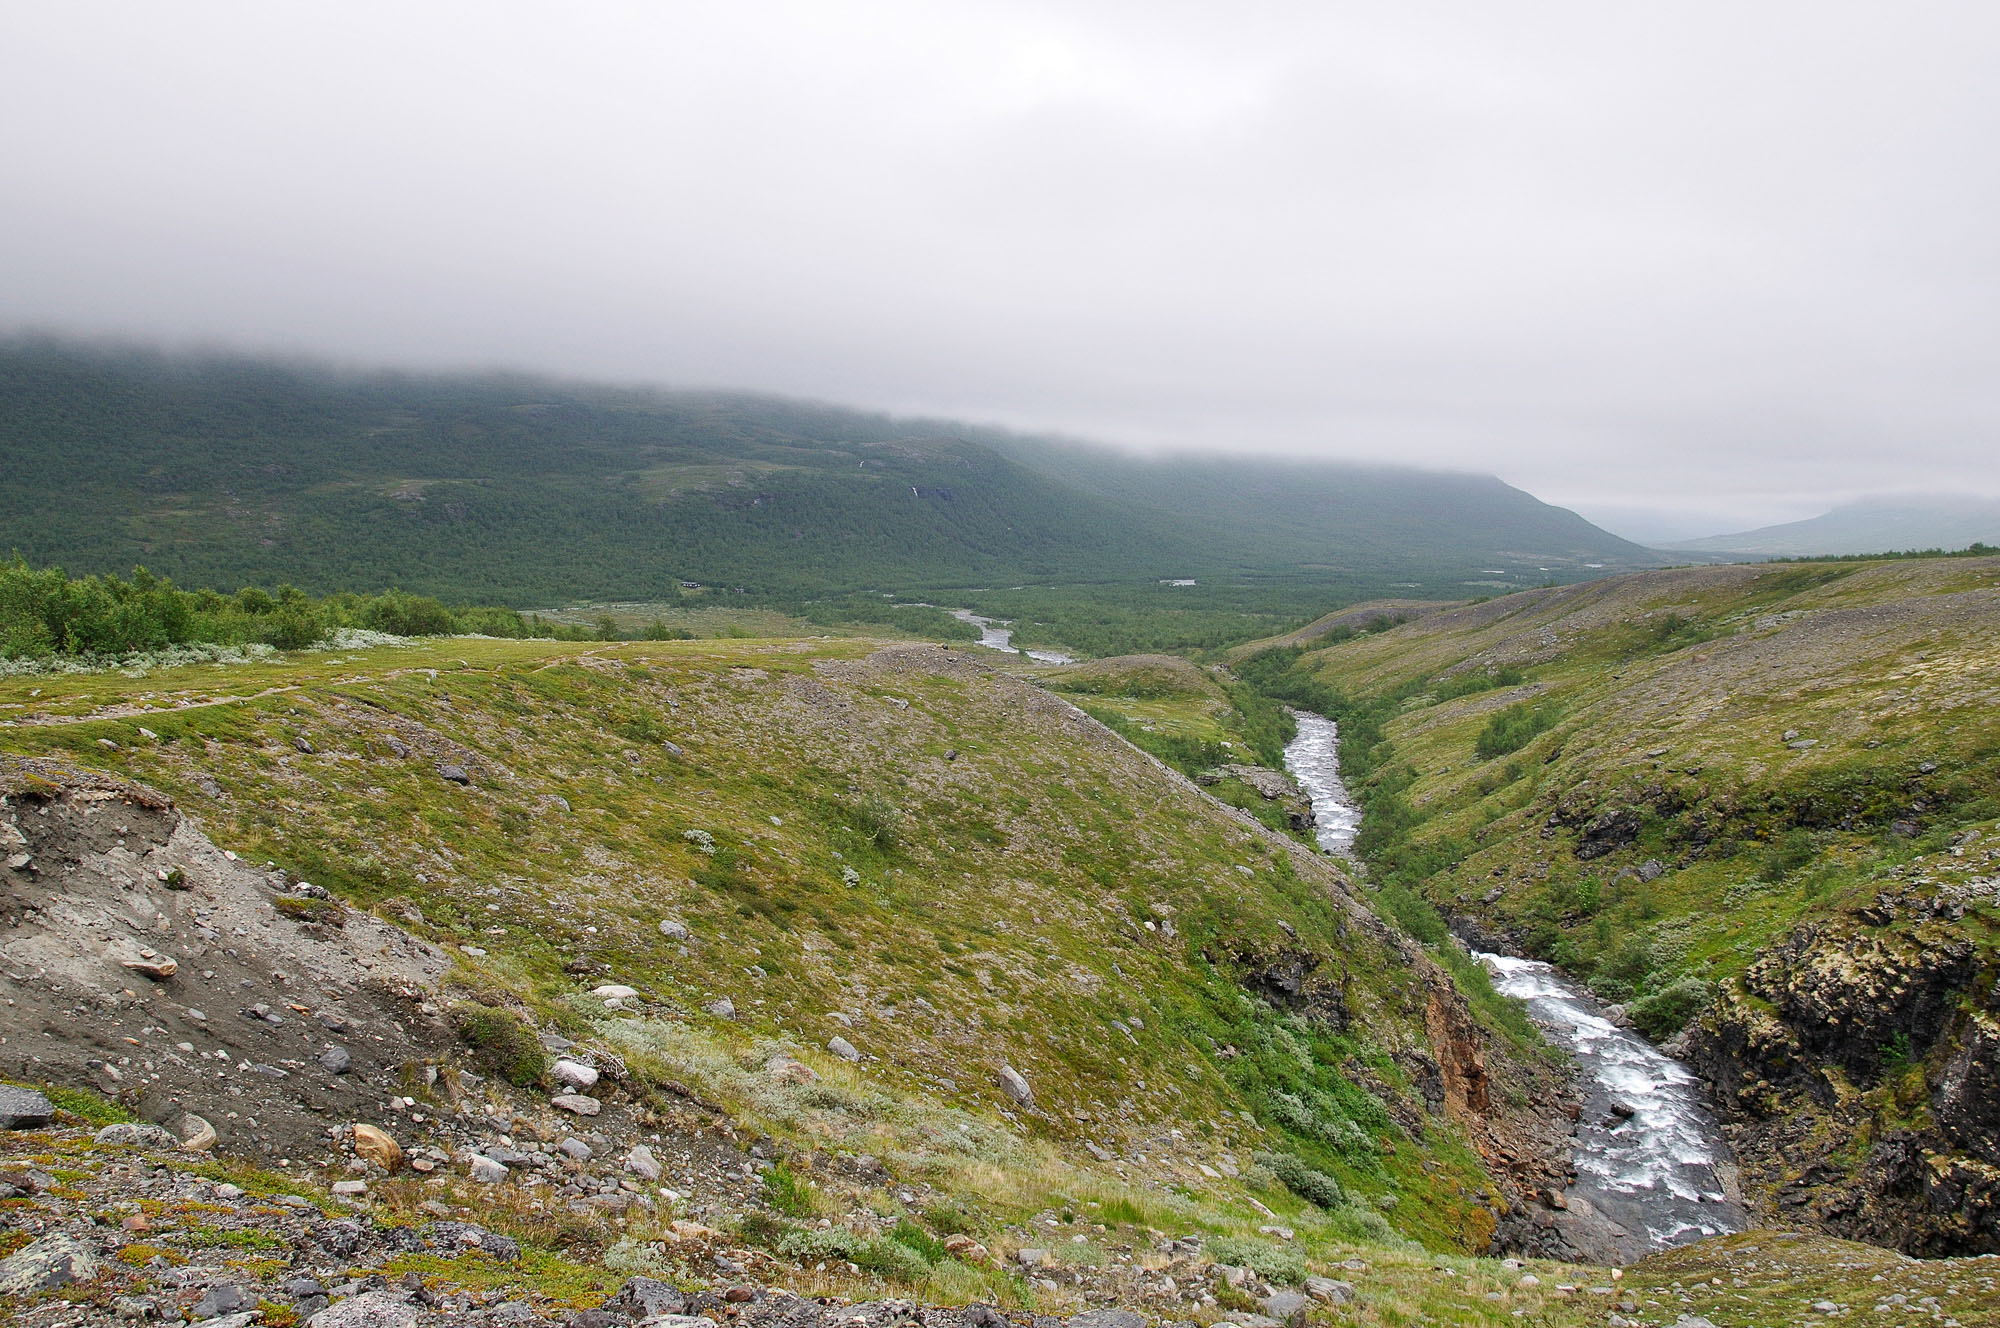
[1281,709,1746,1256]
[1478,955,1749,1253]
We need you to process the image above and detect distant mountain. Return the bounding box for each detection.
[1667,498,2000,557]
[0,340,1659,606]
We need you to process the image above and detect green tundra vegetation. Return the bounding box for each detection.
[0,633,1541,1274]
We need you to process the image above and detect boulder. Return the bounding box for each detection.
[552,1058,600,1090]
[997,1064,1034,1108]
[600,1275,687,1319]
[552,1093,602,1116]
[1302,1277,1354,1304]
[467,1153,509,1183]
[437,764,472,786]
[706,998,736,1019]
[94,1121,180,1149]
[107,938,178,979]
[192,1282,254,1318]
[319,1046,353,1075]
[1259,1290,1309,1322]
[591,984,640,1001]
[0,1233,100,1294]
[0,1084,54,1130]
[827,1036,862,1062]
[659,919,689,940]
[178,1114,217,1151]
[627,1144,662,1181]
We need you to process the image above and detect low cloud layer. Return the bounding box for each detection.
[5,2,1997,539]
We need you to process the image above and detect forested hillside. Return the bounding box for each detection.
[0,342,1661,626]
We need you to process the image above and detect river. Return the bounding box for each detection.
[1281,709,1746,1256]
[948,609,1076,664]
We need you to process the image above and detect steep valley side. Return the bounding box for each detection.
[1237,554,2000,1258]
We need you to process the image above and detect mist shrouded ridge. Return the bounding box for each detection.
[1667,497,2000,558]
[0,341,1659,608]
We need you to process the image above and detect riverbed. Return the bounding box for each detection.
[1281,708,1746,1257]
[948,609,1075,664]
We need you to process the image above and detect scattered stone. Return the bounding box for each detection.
[0,1085,54,1130]
[353,1123,402,1171]
[591,984,639,1001]
[468,1154,509,1183]
[95,1121,180,1149]
[0,1232,101,1294]
[332,1179,369,1196]
[997,1064,1034,1108]
[489,1303,535,1324]
[627,1144,662,1181]
[706,998,736,1019]
[552,1058,601,1090]
[437,764,472,785]
[1017,1247,1049,1268]
[1302,1277,1354,1304]
[320,1046,353,1075]
[559,1137,594,1161]
[552,1093,602,1116]
[827,1035,862,1062]
[658,919,689,940]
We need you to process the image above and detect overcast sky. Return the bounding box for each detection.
[5,2,1998,540]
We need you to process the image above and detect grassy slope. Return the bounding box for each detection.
[1248,558,2000,987]
[0,634,1515,1257]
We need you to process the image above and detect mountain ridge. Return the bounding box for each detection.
[0,340,1661,617]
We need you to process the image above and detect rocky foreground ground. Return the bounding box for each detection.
[3,1107,1999,1327]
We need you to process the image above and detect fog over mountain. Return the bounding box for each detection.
[5,3,2000,532]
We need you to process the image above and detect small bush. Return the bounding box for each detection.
[1252,1150,1344,1209]
[1474,700,1560,760]
[764,1161,818,1217]
[448,1002,547,1087]
[1206,1234,1307,1284]
[1628,977,1711,1040]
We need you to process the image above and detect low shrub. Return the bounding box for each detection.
[448,1002,547,1087]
